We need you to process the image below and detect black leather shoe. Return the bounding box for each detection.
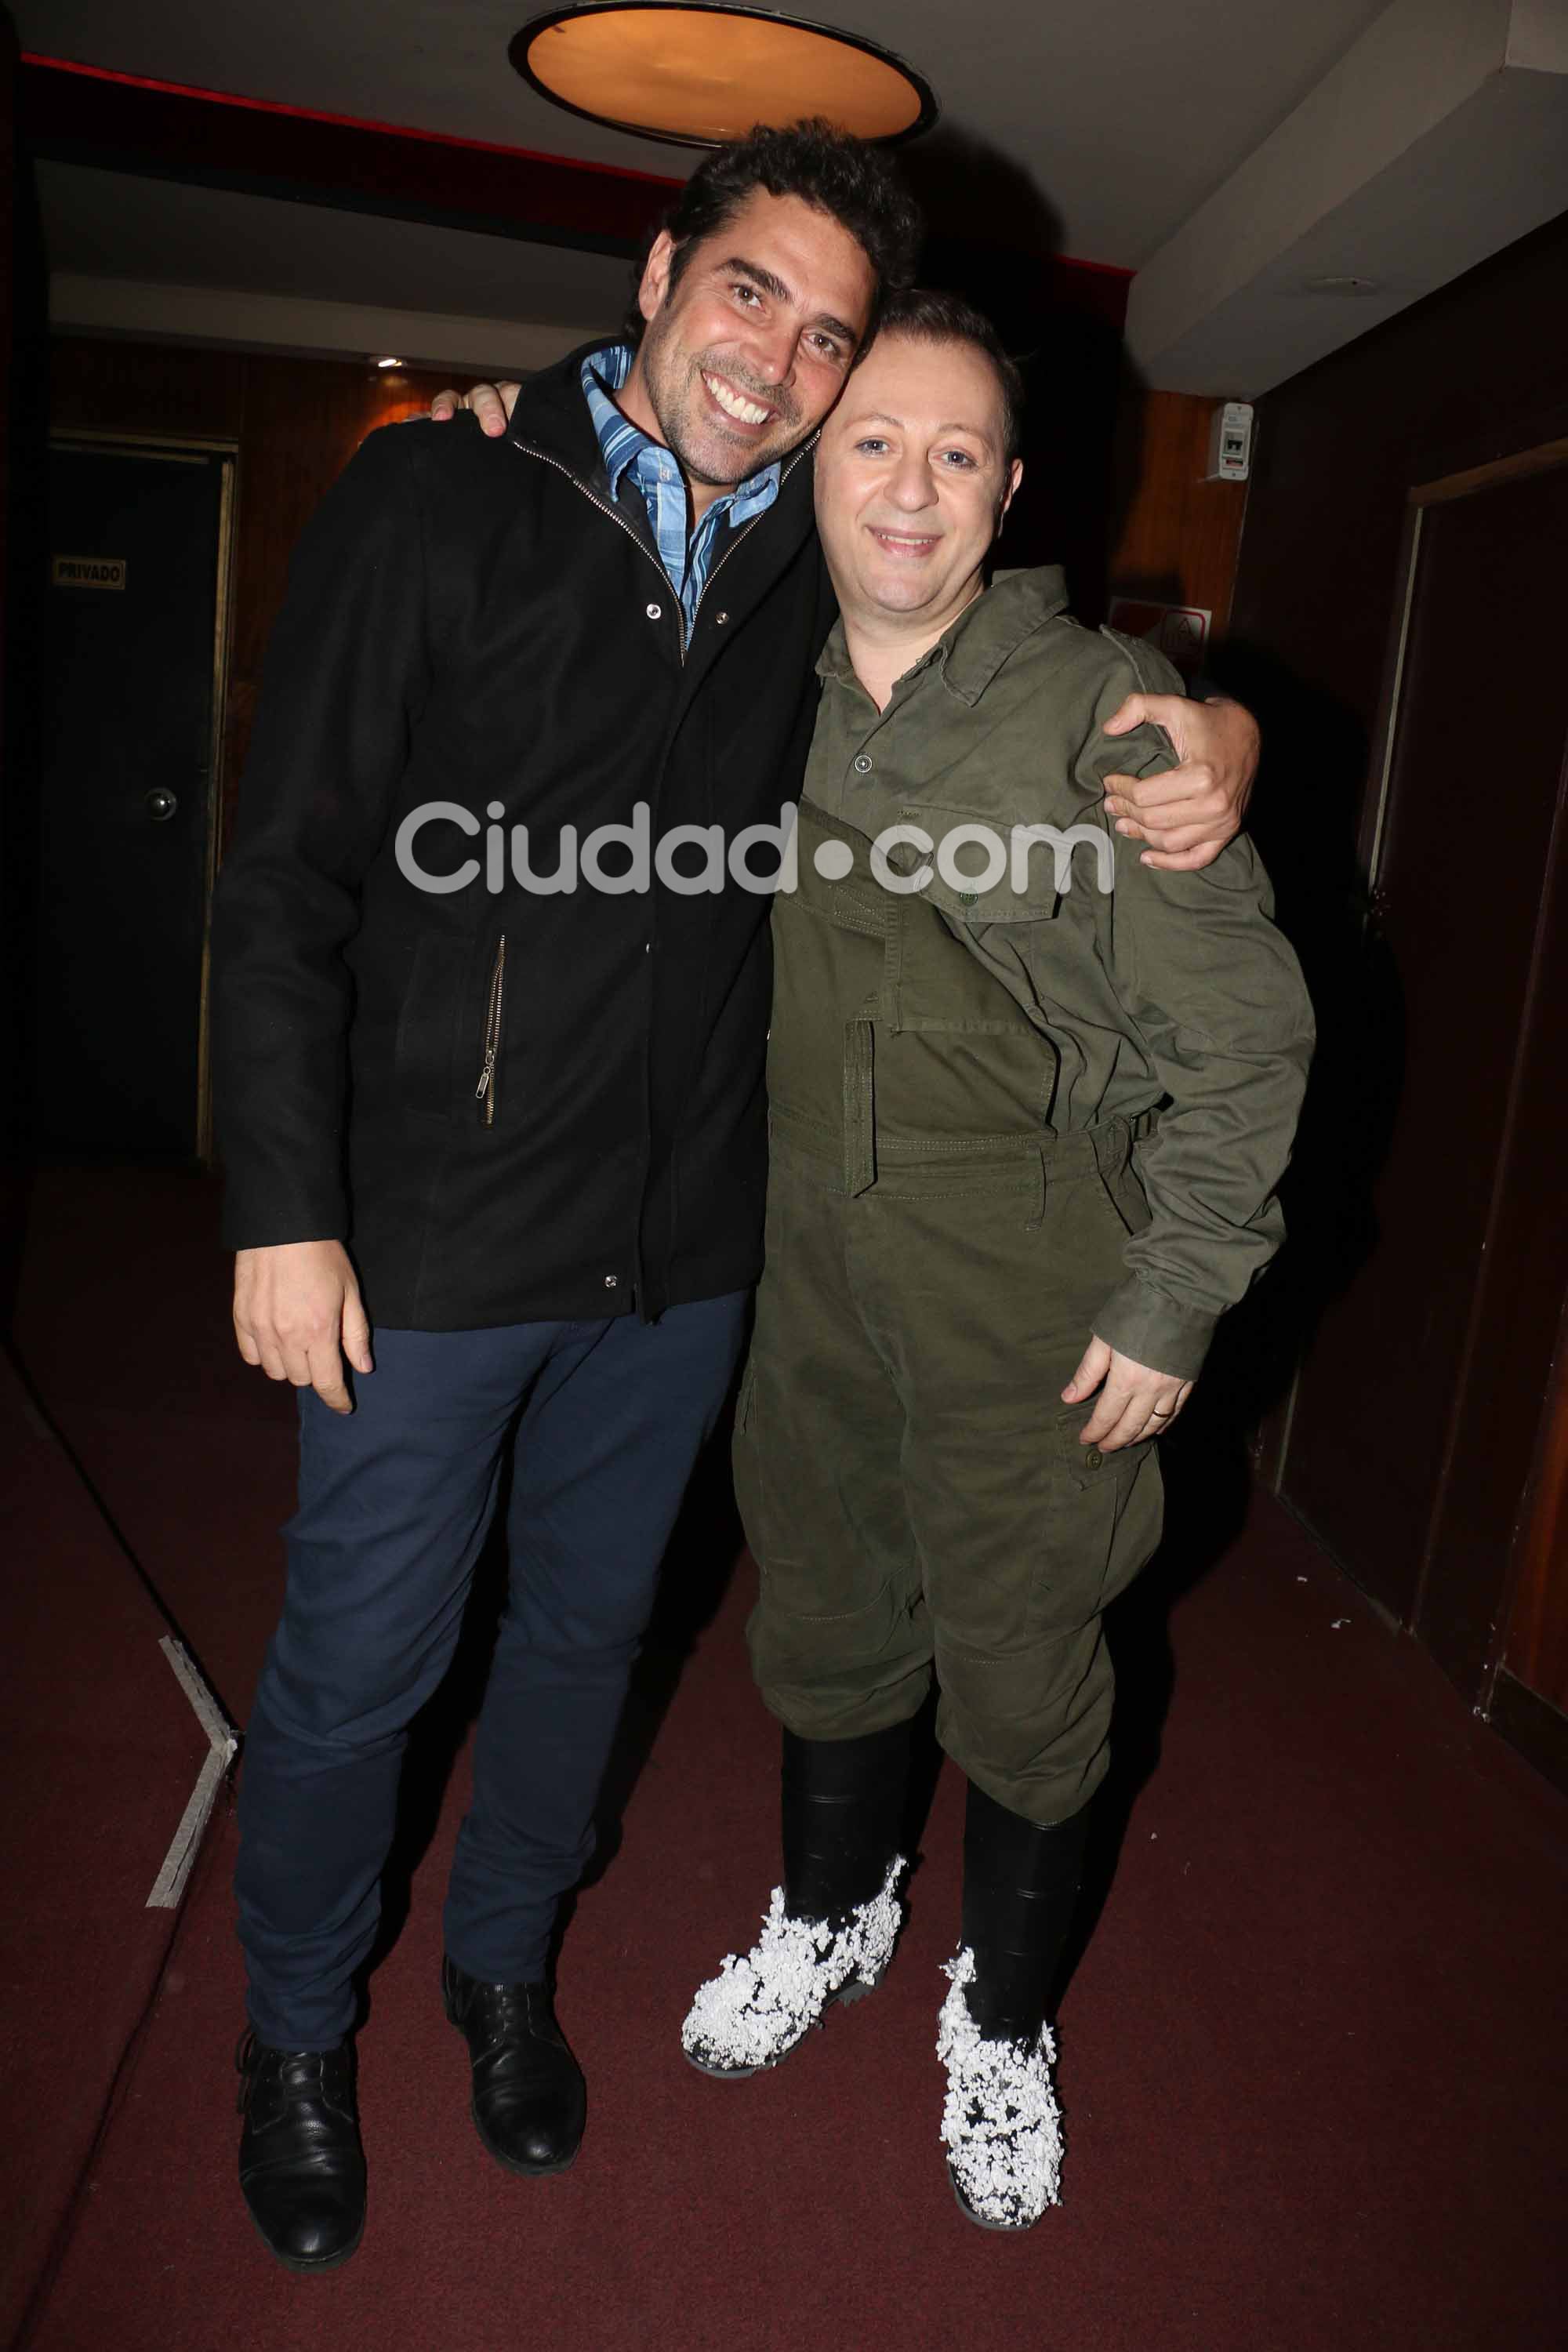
[442,1958,586,2176]
[236,2032,366,2271]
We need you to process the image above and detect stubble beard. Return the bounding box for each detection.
[638,316,804,489]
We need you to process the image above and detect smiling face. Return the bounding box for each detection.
[813,331,1022,630]
[621,189,877,507]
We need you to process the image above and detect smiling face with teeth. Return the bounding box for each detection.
[618,190,878,519]
[814,330,1023,648]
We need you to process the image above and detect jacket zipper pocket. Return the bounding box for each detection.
[474,935,506,1126]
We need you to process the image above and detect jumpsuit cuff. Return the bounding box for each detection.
[1091,1279,1215,1383]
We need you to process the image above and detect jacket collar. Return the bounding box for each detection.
[506,336,626,483]
[816,564,1071,703]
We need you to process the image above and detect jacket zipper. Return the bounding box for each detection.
[512,441,688,665]
[512,426,819,661]
[475,935,506,1126]
[688,431,818,630]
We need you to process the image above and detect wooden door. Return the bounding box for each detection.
[1276,450,1568,1656]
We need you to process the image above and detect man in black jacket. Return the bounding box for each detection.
[215,123,1256,2272]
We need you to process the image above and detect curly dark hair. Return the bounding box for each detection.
[622,118,923,347]
[873,286,1026,466]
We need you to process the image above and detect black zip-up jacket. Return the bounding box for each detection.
[212,339,835,1327]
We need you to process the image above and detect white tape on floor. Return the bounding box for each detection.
[146,1636,239,1910]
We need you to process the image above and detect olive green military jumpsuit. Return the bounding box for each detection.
[735,568,1314,1827]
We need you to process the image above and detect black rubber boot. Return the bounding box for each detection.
[781,1719,914,1925]
[942,1784,1094,2233]
[679,1720,914,2079]
[960,1780,1092,2042]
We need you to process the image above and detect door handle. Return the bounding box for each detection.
[144,787,178,824]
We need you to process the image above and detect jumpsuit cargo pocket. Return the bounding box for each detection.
[1030,1406,1164,1638]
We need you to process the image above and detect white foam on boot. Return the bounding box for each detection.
[936,1947,1062,2228]
[681,1856,906,2074]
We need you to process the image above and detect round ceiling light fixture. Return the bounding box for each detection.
[511,5,938,150]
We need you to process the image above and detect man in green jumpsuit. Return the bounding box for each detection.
[681,291,1314,2230]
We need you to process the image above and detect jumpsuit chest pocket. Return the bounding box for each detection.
[772,798,1068,1167]
[883,800,1062,1038]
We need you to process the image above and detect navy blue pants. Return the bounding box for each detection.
[235,1296,748,2050]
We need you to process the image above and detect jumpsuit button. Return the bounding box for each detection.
[1084,1447,1104,1469]
[714,610,730,625]
[854,754,873,773]
[604,1274,619,1289]
[645,602,662,619]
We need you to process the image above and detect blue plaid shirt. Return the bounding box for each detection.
[580,343,780,644]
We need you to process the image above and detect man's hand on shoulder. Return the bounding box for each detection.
[1102,692,1260,873]
[234,1240,373,1415]
[428,382,521,437]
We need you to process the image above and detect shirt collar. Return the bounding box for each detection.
[815,566,1073,702]
[580,342,780,515]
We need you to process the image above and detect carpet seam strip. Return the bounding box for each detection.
[147,1638,240,1910]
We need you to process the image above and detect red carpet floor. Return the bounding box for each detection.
[0,1349,214,2349]
[7,1171,1568,2352]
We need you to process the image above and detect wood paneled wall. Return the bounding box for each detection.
[1108,389,1250,638]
